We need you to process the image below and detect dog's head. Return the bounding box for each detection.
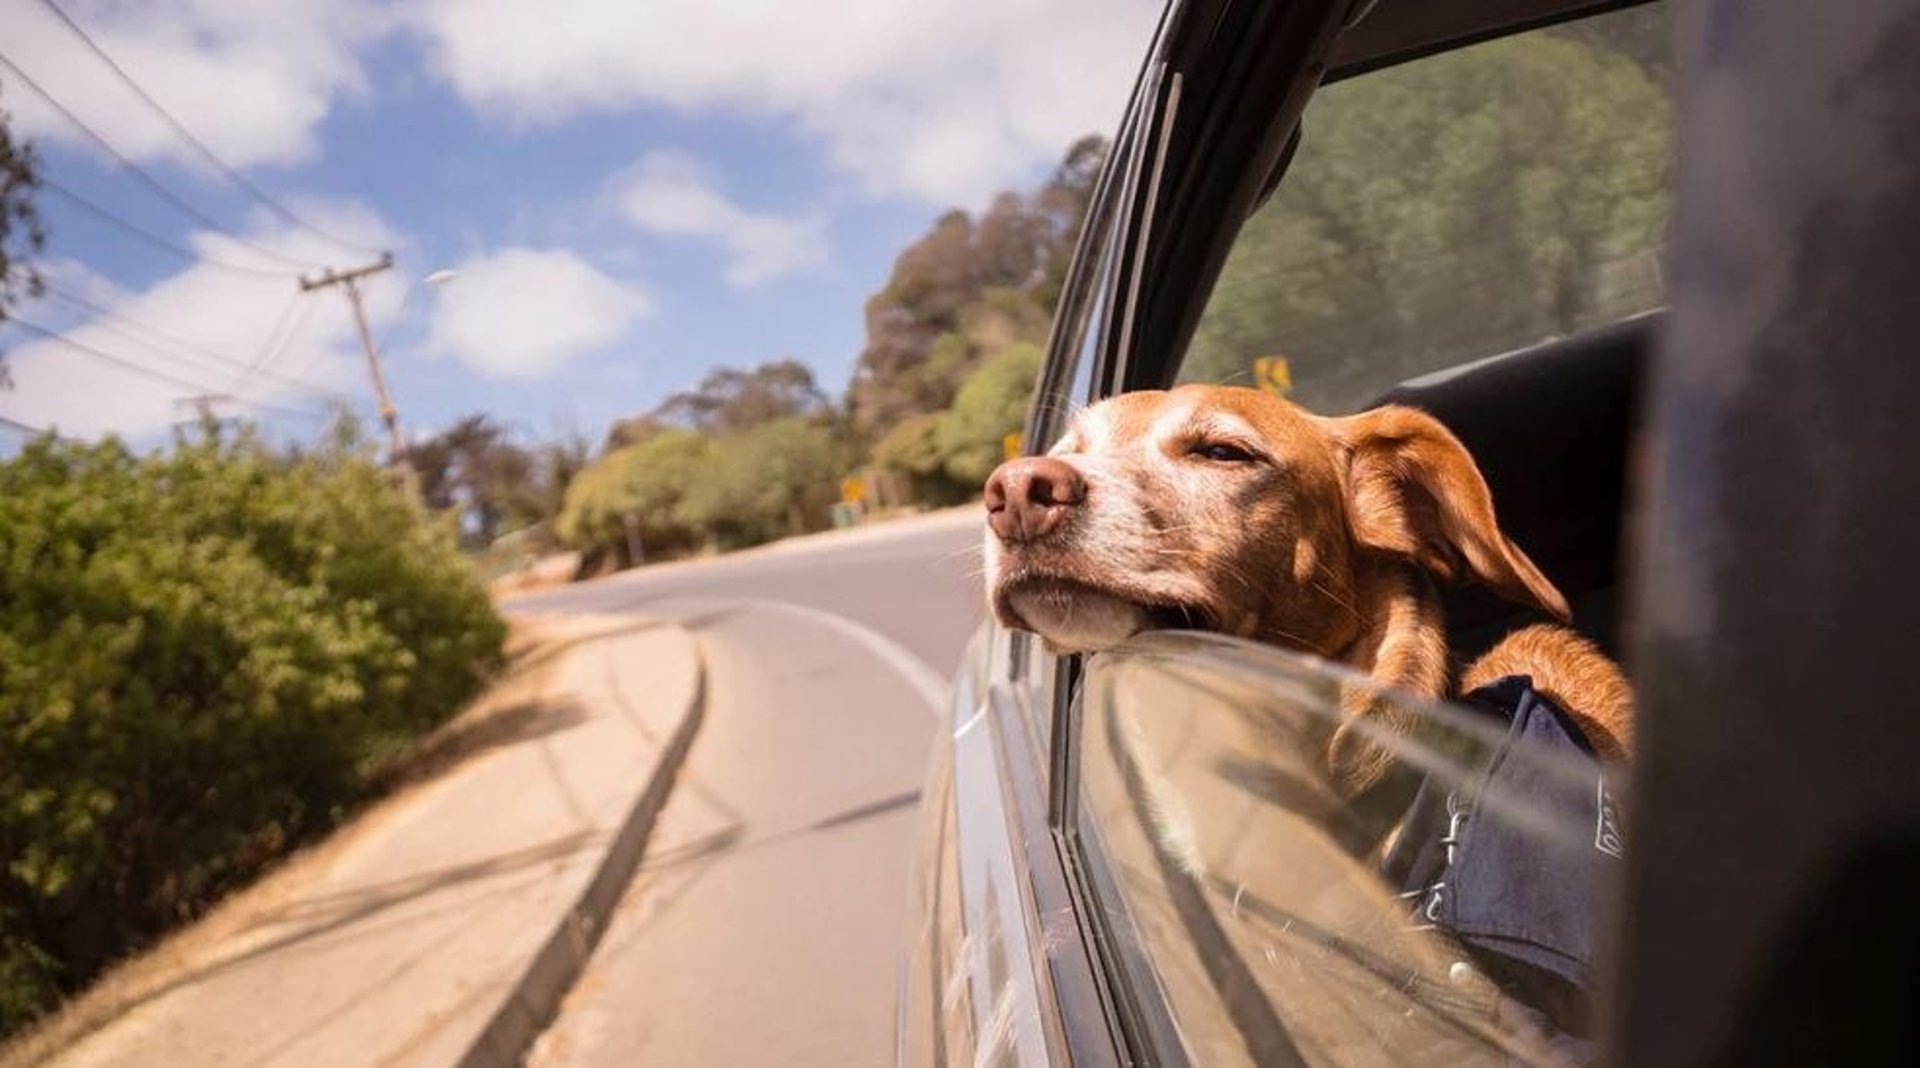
[983,384,1567,655]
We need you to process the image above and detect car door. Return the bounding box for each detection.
[903,1,1671,1065]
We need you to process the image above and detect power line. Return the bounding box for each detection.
[271,298,340,383]
[34,0,381,260]
[36,283,331,394]
[235,292,306,382]
[0,50,320,273]
[0,411,56,436]
[7,315,320,417]
[232,292,322,394]
[38,177,294,278]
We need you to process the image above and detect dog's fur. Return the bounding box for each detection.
[983,384,1634,789]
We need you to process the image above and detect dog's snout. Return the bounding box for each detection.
[985,457,1085,544]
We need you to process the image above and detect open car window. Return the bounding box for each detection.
[1174,6,1673,404]
[1077,633,1626,1065]
[1056,6,1673,1064]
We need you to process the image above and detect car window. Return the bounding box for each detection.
[1075,633,1626,1065]
[1175,6,1672,409]
[1055,9,1669,1063]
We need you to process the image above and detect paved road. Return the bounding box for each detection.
[509,508,986,679]
[513,508,984,1067]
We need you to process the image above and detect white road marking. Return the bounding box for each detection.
[725,598,952,716]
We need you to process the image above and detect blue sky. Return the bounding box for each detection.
[0,0,1160,448]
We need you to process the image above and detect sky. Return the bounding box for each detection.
[0,0,1162,450]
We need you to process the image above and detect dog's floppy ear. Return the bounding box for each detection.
[1323,405,1570,621]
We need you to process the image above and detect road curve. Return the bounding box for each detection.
[506,508,986,677]
[516,509,985,1067]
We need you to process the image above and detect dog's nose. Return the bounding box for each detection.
[985,457,1085,543]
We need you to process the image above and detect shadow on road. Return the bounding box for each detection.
[378,696,592,791]
[9,830,603,1066]
[639,789,923,876]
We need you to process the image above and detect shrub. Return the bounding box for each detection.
[932,342,1043,488]
[870,412,970,507]
[676,417,850,548]
[555,429,712,560]
[0,429,505,1035]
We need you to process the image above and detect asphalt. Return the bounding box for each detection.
[517,507,986,1067]
[506,507,986,679]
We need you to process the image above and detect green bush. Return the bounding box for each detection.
[560,417,854,558]
[870,412,970,507]
[932,342,1043,488]
[866,344,1041,506]
[0,430,505,1036]
[676,418,851,548]
[555,429,712,560]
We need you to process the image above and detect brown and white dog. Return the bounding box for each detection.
[982,384,1633,790]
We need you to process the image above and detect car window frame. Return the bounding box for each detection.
[969,8,1192,1063]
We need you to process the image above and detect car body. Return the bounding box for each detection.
[899,0,1920,1064]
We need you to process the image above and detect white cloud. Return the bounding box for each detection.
[0,0,385,170]
[423,247,649,379]
[405,0,1162,206]
[611,151,826,286]
[0,201,403,441]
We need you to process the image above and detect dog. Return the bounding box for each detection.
[982,384,1634,790]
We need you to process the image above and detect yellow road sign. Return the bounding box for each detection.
[1003,431,1023,461]
[841,475,867,504]
[1253,354,1293,395]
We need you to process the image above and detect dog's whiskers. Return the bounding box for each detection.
[939,541,986,563]
[1310,575,1362,622]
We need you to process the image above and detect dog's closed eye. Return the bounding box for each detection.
[1190,441,1260,463]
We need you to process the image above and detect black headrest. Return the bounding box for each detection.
[1370,311,1659,652]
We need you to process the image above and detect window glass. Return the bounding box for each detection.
[1030,155,1123,451]
[1177,7,1673,409]
[1077,635,1626,1065]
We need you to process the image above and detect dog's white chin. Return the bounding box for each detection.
[1007,584,1149,653]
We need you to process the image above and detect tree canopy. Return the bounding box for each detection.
[847,137,1103,437]
[0,83,46,326]
[1180,31,1671,413]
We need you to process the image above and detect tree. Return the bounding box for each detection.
[932,343,1044,488]
[574,357,860,559]
[1180,33,1670,413]
[407,416,586,550]
[408,415,538,547]
[869,412,962,506]
[556,428,713,563]
[653,358,832,434]
[1549,5,1674,87]
[527,433,590,529]
[0,83,47,325]
[846,138,1107,438]
[1029,135,1107,309]
[676,417,849,548]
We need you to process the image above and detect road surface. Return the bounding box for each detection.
[512,508,984,1067]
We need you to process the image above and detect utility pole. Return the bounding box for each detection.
[172,393,236,432]
[300,253,401,460]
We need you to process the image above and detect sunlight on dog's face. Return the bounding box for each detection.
[983,385,1361,655]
